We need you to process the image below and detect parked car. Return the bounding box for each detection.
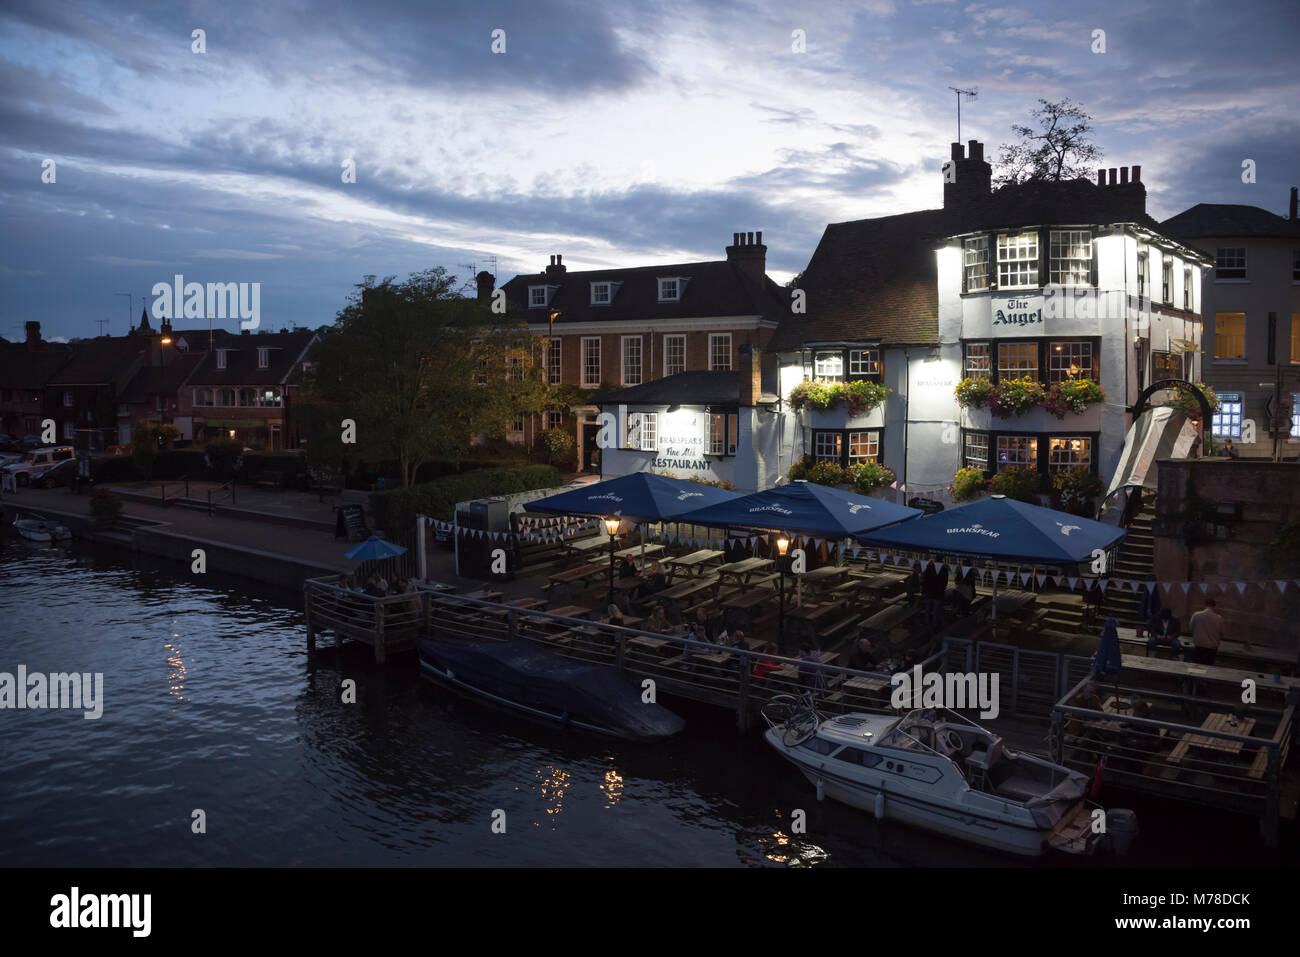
[28,457,80,490]
[2,445,76,486]
[0,433,15,450]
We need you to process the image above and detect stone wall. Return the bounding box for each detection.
[1152,459,1300,648]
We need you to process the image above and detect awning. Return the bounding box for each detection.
[1104,407,1199,500]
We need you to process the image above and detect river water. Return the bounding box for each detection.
[0,536,1287,867]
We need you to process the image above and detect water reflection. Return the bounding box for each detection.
[164,618,187,701]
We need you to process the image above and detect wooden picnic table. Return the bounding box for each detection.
[1120,654,1300,693]
[989,590,1036,618]
[614,542,664,561]
[1215,640,1300,675]
[856,572,907,596]
[723,589,777,612]
[628,634,672,654]
[860,602,917,633]
[549,564,600,586]
[1186,713,1257,755]
[545,605,592,620]
[769,652,839,680]
[787,601,846,624]
[656,576,719,603]
[715,557,775,587]
[565,534,615,554]
[801,565,852,598]
[662,549,725,580]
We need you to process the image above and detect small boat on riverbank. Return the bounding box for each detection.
[417,636,686,742]
[763,696,1116,857]
[12,515,72,543]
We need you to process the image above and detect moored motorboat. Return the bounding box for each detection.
[763,695,1117,857]
[12,515,72,543]
[417,635,686,742]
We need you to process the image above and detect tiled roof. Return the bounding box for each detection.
[188,329,317,385]
[596,371,741,406]
[47,336,146,386]
[0,342,73,390]
[121,353,205,404]
[1160,203,1300,241]
[502,260,789,326]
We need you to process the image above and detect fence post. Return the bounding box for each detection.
[736,653,752,731]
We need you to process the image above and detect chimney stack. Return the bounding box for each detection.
[726,229,768,285]
[1291,186,1298,221]
[24,321,41,349]
[1097,169,1106,186]
[739,343,761,406]
[942,140,992,227]
[1119,167,1129,184]
[545,254,566,282]
[475,270,495,303]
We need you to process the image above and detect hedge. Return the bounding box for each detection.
[369,465,562,535]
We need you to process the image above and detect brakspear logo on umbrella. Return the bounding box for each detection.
[151,274,260,330]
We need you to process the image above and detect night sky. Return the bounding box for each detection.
[2,0,1297,341]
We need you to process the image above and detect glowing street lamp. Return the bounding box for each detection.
[604,516,621,610]
[776,534,790,653]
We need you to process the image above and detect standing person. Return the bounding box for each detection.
[798,645,824,692]
[921,560,942,625]
[1221,437,1239,459]
[1136,572,1161,631]
[1188,598,1225,666]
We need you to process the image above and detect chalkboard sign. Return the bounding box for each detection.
[337,505,367,540]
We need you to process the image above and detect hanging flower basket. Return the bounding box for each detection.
[789,380,890,416]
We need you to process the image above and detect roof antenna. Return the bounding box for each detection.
[948,87,977,143]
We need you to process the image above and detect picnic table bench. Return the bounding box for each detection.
[657,576,719,603]
[662,549,725,581]
[723,589,777,612]
[787,601,846,624]
[549,564,600,587]
[715,558,775,587]
[801,565,851,596]
[1167,712,1257,764]
[860,602,918,634]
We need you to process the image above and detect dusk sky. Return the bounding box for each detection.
[2,0,1297,342]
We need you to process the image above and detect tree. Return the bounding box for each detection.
[302,267,545,487]
[993,98,1103,188]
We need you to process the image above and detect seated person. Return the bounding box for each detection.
[753,643,780,683]
[694,607,715,642]
[646,605,669,633]
[641,561,668,593]
[617,556,637,580]
[606,603,626,626]
[798,645,824,691]
[848,636,878,671]
[1078,681,1104,711]
[363,571,389,597]
[1146,608,1184,657]
[730,628,748,650]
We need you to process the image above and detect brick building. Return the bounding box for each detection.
[0,322,71,440]
[501,232,789,471]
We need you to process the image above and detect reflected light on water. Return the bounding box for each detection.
[600,759,624,809]
[534,765,570,828]
[164,618,186,701]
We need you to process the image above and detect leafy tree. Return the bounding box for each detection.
[993,98,1103,188]
[302,267,545,487]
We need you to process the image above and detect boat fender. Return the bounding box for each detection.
[874,785,885,821]
[561,710,571,726]
[446,668,455,681]
[815,777,824,802]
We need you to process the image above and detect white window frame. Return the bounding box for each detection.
[1290,392,1299,439]
[964,342,991,380]
[996,434,1038,471]
[1136,247,1149,299]
[664,334,686,377]
[997,231,1039,289]
[658,278,680,302]
[1211,392,1243,438]
[963,236,989,291]
[998,341,1038,380]
[1161,256,1173,304]
[216,349,227,370]
[626,411,658,451]
[257,347,269,369]
[581,337,601,387]
[1048,436,1092,473]
[1049,230,1091,286]
[528,285,548,309]
[709,333,732,371]
[709,412,738,455]
[547,338,561,384]
[847,430,879,465]
[545,410,563,431]
[1048,340,1095,383]
[964,432,989,469]
[813,351,843,381]
[812,431,841,463]
[1214,313,1246,360]
[590,282,612,305]
[1215,247,1246,280]
[511,413,525,433]
[62,391,73,408]
[63,421,75,440]
[849,348,880,379]
[621,335,642,386]
[1183,266,1193,310]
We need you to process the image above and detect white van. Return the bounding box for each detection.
[2,446,76,486]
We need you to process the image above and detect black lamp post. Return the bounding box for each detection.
[776,534,790,653]
[604,516,621,611]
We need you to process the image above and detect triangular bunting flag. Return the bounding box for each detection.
[920,560,930,571]
[1036,574,1046,587]
[1197,583,1209,593]
[1019,572,1031,586]
[851,547,861,558]
[1180,582,1191,594]
[1277,580,1288,593]
[1098,579,1108,592]
[1215,582,1227,593]
[1235,582,1247,594]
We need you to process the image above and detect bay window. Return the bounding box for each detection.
[1048,340,1097,382]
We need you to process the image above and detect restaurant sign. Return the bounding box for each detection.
[991,295,1044,333]
[653,413,709,472]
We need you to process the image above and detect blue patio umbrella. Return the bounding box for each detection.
[1094,617,1123,676]
[673,480,922,538]
[527,471,741,522]
[344,535,408,562]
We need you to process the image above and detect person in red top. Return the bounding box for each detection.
[753,643,781,683]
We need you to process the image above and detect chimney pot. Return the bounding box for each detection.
[1290,186,1298,221]
[951,142,963,161]
[968,140,983,161]
[1132,165,1141,183]
[1108,168,1118,187]
[1097,169,1106,186]
[556,255,562,265]
[755,230,762,245]
[733,232,741,246]
[1120,167,1129,185]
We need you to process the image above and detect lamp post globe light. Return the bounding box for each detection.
[604,516,621,610]
[776,534,790,654]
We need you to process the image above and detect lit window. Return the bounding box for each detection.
[998,342,1038,380]
[505,355,522,382]
[62,391,73,407]
[512,414,524,432]
[1211,392,1242,438]
[626,412,658,451]
[664,335,685,376]
[996,435,1037,470]
[997,231,1039,289]
[814,351,843,381]
[1290,315,1299,364]
[581,337,601,387]
[1136,248,1148,299]
[528,286,547,308]
[1183,266,1193,310]
[545,410,563,431]
[849,349,880,379]
[709,334,731,371]
[590,282,611,305]
[1161,257,1172,304]
[1048,341,1096,382]
[63,421,75,440]
[813,431,841,463]
[964,342,990,380]
[1290,393,1299,439]
[1049,230,1091,285]
[963,236,989,291]
[216,349,227,370]
[847,430,879,465]
[1213,313,1245,359]
[658,278,680,301]
[1215,247,1246,280]
[262,389,282,407]
[964,432,989,469]
[547,338,561,384]
[1049,437,1091,473]
[710,412,738,455]
[622,336,642,386]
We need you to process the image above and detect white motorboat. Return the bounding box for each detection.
[12,515,72,543]
[763,695,1111,857]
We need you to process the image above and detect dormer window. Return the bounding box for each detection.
[216,349,227,370]
[257,347,269,369]
[528,285,548,308]
[658,278,681,301]
[590,282,612,305]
